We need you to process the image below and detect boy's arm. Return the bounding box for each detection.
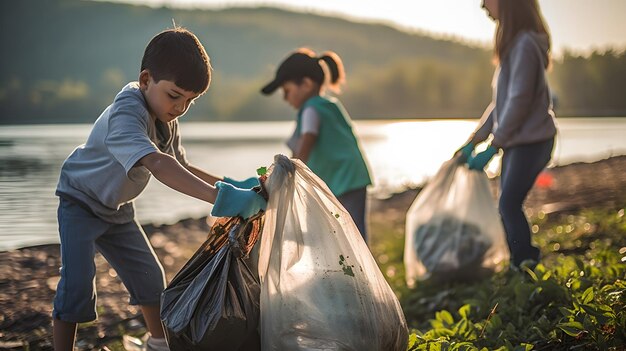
[139,151,217,203]
[295,132,317,163]
[185,164,223,186]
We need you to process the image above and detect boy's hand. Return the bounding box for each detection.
[211,181,267,219]
[468,145,498,170]
[222,176,260,189]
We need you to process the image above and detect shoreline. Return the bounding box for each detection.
[1,155,625,349]
[4,153,625,254]
[371,154,626,218]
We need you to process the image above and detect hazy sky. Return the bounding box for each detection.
[98,0,626,54]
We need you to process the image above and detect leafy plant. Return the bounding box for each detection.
[370,204,626,350]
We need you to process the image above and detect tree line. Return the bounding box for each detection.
[1,0,624,124]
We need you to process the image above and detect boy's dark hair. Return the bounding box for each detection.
[141,28,212,94]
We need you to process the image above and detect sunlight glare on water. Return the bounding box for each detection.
[356,120,487,191]
[0,118,625,250]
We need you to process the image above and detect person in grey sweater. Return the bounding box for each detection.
[456,0,557,269]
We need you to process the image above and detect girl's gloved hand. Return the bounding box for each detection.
[222,176,260,189]
[455,142,475,162]
[468,145,498,170]
[211,181,267,219]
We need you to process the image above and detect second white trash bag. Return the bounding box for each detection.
[258,155,408,351]
[404,157,509,287]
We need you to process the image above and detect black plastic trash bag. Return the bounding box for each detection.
[161,214,264,351]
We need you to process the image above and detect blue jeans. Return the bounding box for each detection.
[500,138,554,267]
[53,197,165,323]
[337,187,368,242]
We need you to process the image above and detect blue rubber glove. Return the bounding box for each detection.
[468,145,498,170]
[456,142,475,162]
[211,181,267,219]
[222,176,260,189]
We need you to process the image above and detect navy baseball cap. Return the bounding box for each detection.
[261,52,320,95]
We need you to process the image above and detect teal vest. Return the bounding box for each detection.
[296,96,372,196]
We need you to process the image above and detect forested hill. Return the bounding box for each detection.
[1,0,624,124]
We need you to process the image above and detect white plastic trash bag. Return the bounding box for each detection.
[258,155,408,351]
[404,157,509,287]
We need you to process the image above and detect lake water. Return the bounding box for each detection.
[1,118,625,251]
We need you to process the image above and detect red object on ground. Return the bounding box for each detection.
[535,171,554,188]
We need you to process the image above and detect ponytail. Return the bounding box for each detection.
[317,51,346,94]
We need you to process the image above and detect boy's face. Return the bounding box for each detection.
[139,70,200,123]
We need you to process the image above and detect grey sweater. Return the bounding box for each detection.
[472,31,557,149]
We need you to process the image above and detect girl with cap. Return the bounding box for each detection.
[261,48,372,242]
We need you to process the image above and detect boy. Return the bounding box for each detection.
[53,28,265,351]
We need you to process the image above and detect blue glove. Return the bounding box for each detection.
[211,181,267,219]
[456,142,475,162]
[468,145,498,170]
[222,176,260,189]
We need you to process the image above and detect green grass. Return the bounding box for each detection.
[369,204,626,350]
[90,204,625,350]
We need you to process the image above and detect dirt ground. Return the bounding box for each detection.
[1,156,625,350]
